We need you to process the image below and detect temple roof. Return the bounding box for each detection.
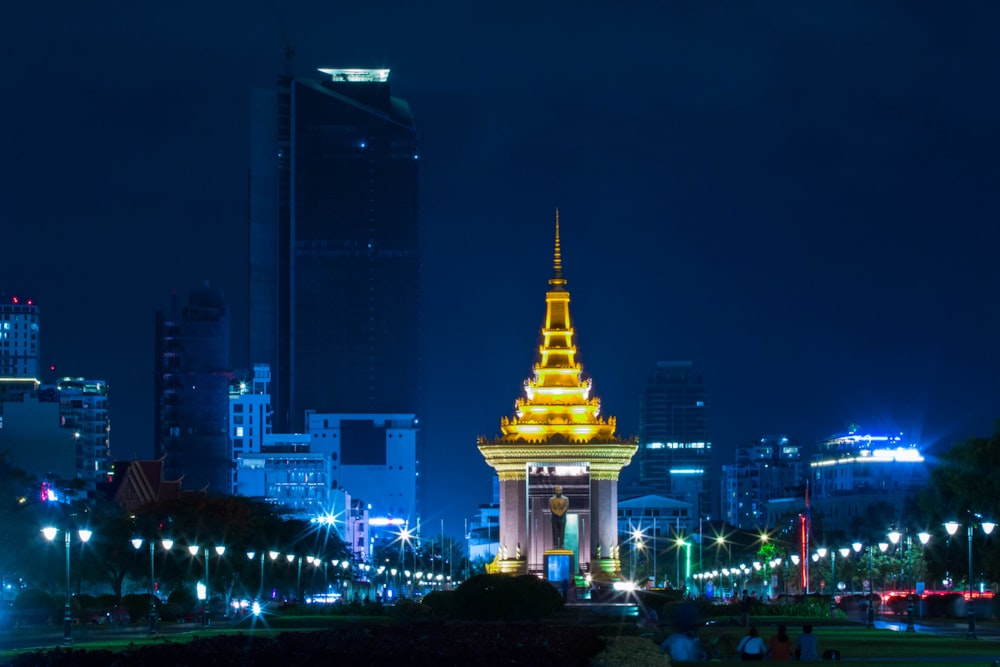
[479,212,636,475]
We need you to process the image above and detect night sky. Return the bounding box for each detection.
[5,2,999,535]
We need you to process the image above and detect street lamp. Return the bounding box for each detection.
[247,550,269,602]
[814,547,838,619]
[877,542,889,597]
[189,544,225,626]
[944,517,995,639]
[852,541,876,628]
[884,530,919,633]
[132,536,173,634]
[41,525,92,644]
[888,531,902,593]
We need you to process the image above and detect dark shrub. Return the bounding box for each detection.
[389,598,432,621]
[77,594,100,623]
[168,586,197,615]
[13,589,56,626]
[122,593,153,623]
[446,574,564,621]
[161,601,184,621]
[421,590,456,618]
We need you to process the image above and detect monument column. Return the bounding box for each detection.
[497,473,528,574]
[590,476,622,577]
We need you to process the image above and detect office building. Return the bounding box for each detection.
[57,377,112,493]
[637,361,713,520]
[154,283,232,493]
[306,411,418,523]
[249,68,421,432]
[808,425,928,533]
[721,435,803,529]
[0,296,40,381]
[228,363,274,491]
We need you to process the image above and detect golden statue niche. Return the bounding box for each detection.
[478,212,637,583]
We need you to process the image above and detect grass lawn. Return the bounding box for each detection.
[5,615,1000,666]
[0,614,396,663]
[668,623,1000,666]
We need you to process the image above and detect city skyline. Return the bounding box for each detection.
[4,2,999,534]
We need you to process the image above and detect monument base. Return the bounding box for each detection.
[489,558,527,576]
[544,549,575,584]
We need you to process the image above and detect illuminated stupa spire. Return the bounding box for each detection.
[483,212,625,446]
[477,211,637,578]
[551,209,565,288]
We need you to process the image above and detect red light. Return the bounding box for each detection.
[11,297,18,304]
[49,365,55,371]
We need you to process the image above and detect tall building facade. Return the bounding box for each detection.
[808,426,928,534]
[154,284,232,493]
[0,296,40,381]
[721,435,803,529]
[249,68,421,432]
[637,361,713,521]
[57,377,112,493]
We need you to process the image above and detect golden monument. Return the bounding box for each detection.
[478,212,637,582]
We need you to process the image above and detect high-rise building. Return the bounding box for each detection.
[306,411,419,523]
[58,377,112,493]
[721,435,803,529]
[808,425,928,534]
[228,363,274,491]
[249,68,421,432]
[154,283,232,493]
[636,361,713,520]
[0,296,40,381]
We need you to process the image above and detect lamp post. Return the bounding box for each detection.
[132,536,173,634]
[878,541,889,598]
[945,517,995,639]
[913,532,930,624]
[815,548,838,619]
[268,550,280,600]
[189,544,225,626]
[888,531,919,633]
[41,525,92,644]
[857,541,876,628]
[247,550,266,601]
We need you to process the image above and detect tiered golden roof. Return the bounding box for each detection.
[478,212,636,480]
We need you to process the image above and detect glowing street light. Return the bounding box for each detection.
[42,526,94,644]
[42,525,92,644]
[132,536,173,634]
[188,544,225,626]
[945,517,995,639]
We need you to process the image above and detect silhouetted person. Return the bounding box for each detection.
[795,624,818,661]
[769,623,791,661]
[740,589,751,626]
[737,625,767,661]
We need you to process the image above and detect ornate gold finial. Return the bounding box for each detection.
[554,209,562,279]
[549,209,567,289]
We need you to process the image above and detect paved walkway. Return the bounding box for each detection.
[873,616,1000,640]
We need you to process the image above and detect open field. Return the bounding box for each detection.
[4,614,1000,666]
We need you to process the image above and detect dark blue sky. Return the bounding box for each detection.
[4,1,999,535]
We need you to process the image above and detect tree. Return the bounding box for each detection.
[918,420,1000,587]
[0,453,41,598]
[77,498,137,599]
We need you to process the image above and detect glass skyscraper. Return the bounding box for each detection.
[249,68,421,432]
[154,284,232,493]
[637,360,713,520]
